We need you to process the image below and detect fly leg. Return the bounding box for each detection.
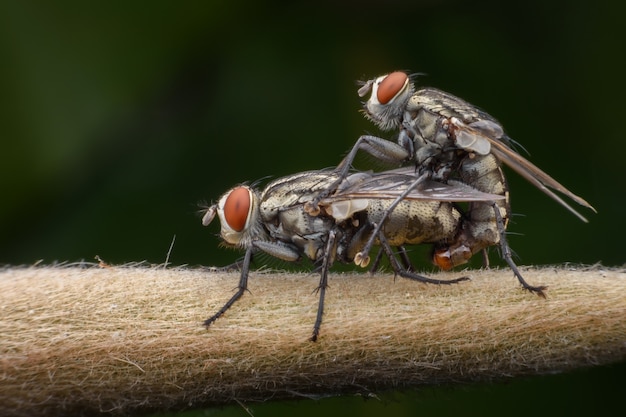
[397,246,416,272]
[209,257,247,272]
[337,134,413,169]
[368,245,414,274]
[377,231,470,285]
[354,173,429,267]
[203,246,254,327]
[310,229,338,342]
[492,202,547,298]
[368,248,385,274]
[305,134,411,215]
[481,249,490,268]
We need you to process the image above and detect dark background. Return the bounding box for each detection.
[1,1,624,416]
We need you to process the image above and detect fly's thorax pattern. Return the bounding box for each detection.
[264,205,337,262]
[405,88,504,167]
[258,171,338,227]
[290,231,331,261]
[413,108,452,148]
[261,171,341,209]
[402,103,464,174]
[408,87,497,123]
[257,171,343,262]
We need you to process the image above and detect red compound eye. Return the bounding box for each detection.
[376,71,408,105]
[223,187,251,232]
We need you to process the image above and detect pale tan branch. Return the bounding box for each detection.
[1,264,625,416]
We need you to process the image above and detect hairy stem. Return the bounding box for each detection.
[1,264,624,416]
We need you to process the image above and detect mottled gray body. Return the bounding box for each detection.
[258,172,341,262]
[356,72,593,271]
[401,87,510,265]
[256,170,465,265]
[202,168,495,340]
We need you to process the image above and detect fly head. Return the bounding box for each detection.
[359,71,414,131]
[206,185,264,248]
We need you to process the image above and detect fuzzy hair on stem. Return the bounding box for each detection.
[1,264,625,416]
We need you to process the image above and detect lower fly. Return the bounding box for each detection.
[202,168,502,340]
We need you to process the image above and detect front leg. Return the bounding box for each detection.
[204,246,254,327]
[343,134,413,168]
[305,134,412,215]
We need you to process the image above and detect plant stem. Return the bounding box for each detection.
[1,264,624,416]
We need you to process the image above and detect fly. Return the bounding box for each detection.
[202,168,503,340]
[308,71,596,297]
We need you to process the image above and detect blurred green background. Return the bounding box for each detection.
[1,0,624,416]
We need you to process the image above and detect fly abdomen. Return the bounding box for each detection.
[433,153,510,269]
[365,199,462,247]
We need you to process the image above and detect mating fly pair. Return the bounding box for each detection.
[202,70,596,340]
[202,168,504,341]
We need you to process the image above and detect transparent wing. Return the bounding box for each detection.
[323,169,506,203]
[449,116,596,222]
[486,136,597,222]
